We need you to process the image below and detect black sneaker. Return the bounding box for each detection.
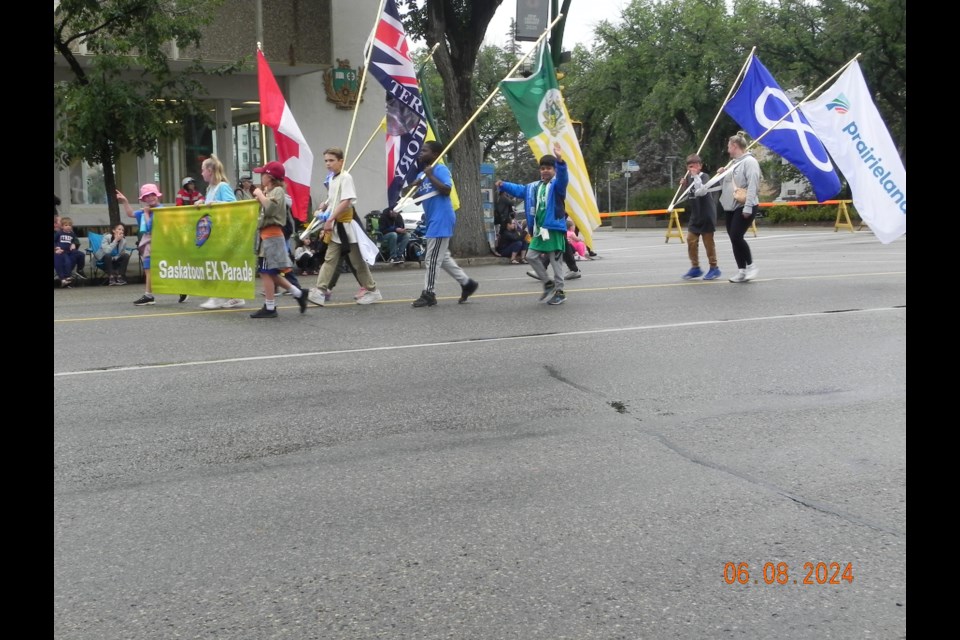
[546,289,566,305]
[587,250,598,258]
[412,290,437,308]
[295,291,308,314]
[250,305,278,318]
[538,281,556,302]
[459,279,479,303]
[133,294,155,306]
[526,270,543,281]
[178,294,189,303]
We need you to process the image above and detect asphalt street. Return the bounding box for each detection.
[54,226,906,639]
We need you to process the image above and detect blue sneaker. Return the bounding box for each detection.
[682,267,704,280]
[703,267,722,280]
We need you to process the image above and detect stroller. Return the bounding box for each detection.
[405,216,427,267]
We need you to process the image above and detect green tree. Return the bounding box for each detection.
[54,0,240,226]
[561,0,905,207]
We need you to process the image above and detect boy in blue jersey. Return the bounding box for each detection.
[410,141,479,308]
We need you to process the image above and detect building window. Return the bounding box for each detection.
[69,160,107,205]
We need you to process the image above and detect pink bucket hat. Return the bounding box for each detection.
[138,183,162,201]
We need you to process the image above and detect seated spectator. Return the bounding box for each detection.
[96,223,132,285]
[378,207,410,263]
[235,175,255,200]
[54,216,86,287]
[294,236,322,275]
[495,219,527,264]
[176,177,205,206]
[566,218,589,259]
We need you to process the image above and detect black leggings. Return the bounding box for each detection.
[540,241,578,271]
[725,207,755,269]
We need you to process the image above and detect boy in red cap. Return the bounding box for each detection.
[249,161,308,317]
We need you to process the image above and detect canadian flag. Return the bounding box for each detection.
[257,49,313,222]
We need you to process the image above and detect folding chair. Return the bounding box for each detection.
[85,231,109,283]
[87,231,140,284]
[364,211,392,263]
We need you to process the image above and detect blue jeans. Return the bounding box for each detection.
[382,231,410,259]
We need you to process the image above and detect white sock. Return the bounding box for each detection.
[265,299,276,310]
[289,285,302,298]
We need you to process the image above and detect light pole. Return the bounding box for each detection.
[606,162,613,213]
[665,155,679,188]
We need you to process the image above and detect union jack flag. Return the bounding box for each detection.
[368,0,430,208]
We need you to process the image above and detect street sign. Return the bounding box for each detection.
[622,160,639,173]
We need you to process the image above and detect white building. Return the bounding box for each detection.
[54,0,389,226]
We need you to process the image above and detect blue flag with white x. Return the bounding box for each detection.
[724,55,841,202]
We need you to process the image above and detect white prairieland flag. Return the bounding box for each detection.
[802,61,906,244]
[499,43,601,248]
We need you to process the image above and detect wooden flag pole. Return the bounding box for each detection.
[744,52,861,154]
[299,0,386,240]
[393,14,564,210]
[684,51,861,218]
[344,43,441,175]
[667,47,755,214]
[342,0,387,165]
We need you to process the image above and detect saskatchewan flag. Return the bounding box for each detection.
[500,43,601,248]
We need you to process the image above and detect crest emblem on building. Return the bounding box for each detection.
[324,59,364,110]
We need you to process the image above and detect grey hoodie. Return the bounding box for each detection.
[719,152,762,214]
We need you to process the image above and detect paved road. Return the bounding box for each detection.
[54,227,906,639]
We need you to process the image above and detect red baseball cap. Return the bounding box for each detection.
[253,161,285,181]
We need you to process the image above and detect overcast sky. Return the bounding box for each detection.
[485,0,628,50]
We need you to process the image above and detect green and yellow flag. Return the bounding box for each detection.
[499,43,601,248]
[151,200,260,299]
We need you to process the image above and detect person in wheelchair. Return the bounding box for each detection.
[378,207,410,264]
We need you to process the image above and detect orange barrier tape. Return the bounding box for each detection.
[598,199,853,219]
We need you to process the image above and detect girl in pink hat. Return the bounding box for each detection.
[116,184,190,306]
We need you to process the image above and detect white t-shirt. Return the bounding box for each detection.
[325,171,358,244]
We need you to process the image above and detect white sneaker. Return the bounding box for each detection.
[356,289,383,305]
[221,298,246,309]
[729,269,747,283]
[744,264,759,281]
[200,297,225,309]
[307,288,327,306]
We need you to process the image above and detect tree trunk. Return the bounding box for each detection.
[102,143,121,228]
[423,1,499,257]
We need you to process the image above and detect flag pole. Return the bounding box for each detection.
[342,0,387,165]
[693,52,862,198]
[299,0,387,240]
[346,120,386,174]
[667,47,755,212]
[344,43,442,175]
[256,42,269,171]
[394,14,564,210]
[744,52,862,154]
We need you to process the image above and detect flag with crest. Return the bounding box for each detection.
[499,43,601,248]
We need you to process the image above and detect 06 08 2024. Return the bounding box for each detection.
[723,561,854,586]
